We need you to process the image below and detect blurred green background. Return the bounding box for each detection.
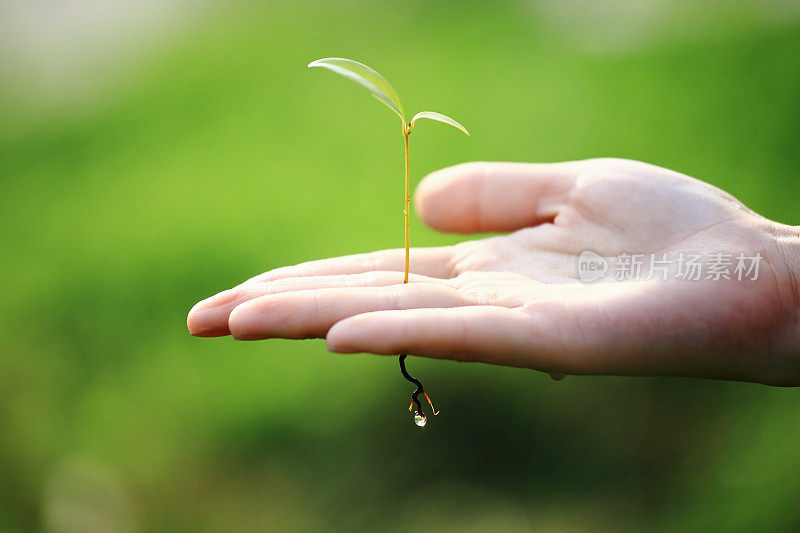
[2,1,800,531]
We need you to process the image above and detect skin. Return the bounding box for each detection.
[187,158,800,386]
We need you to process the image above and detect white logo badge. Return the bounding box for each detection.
[578,250,608,283]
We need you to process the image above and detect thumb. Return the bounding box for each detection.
[414,161,581,234]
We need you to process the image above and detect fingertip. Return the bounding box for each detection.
[415,162,489,233]
[327,313,406,356]
[325,318,361,353]
[188,303,226,337]
[187,301,202,335]
[187,289,243,337]
[227,299,269,340]
[326,315,395,354]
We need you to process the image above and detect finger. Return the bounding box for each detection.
[187,271,439,337]
[415,161,583,234]
[323,284,648,373]
[324,282,761,380]
[227,284,474,340]
[245,246,456,284]
[326,306,553,367]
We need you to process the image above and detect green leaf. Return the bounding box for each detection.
[410,111,469,136]
[308,57,405,121]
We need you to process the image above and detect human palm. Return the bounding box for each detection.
[188,159,800,385]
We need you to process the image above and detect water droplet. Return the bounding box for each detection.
[413,411,427,427]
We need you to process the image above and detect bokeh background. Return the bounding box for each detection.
[2,1,800,531]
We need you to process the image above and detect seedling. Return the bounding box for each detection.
[308,57,469,427]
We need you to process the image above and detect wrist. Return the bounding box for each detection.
[765,221,800,384]
[769,222,800,306]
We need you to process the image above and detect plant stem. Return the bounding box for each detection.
[398,123,431,421]
[401,124,418,416]
[403,125,410,283]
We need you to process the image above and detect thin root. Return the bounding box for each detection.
[423,392,440,416]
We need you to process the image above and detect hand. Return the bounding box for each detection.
[187,158,800,386]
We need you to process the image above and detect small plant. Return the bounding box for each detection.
[308,57,469,427]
